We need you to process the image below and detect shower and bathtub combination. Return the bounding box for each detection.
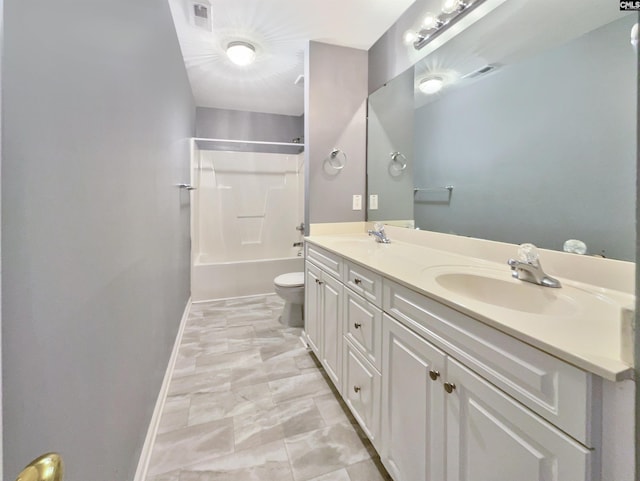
[190,138,305,305]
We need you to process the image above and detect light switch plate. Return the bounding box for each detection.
[369,194,378,210]
[352,194,362,210]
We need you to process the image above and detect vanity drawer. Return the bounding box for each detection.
[344,287,382,371]
[343,337,381,447]
[305,242,342,280]
[344,260,383,306]
[382,279,599,447]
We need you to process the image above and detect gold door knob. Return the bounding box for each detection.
[429,369,440,381]
[16,453,64,481]
[354,322,362,329]
[444,382,456,394]
[353,385,361,393]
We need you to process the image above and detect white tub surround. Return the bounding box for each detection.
[190,145,305,301]
[304,224,634,481]
[306,224,634,380]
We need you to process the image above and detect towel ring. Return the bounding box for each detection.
[389,151,407,177]
[324,148,347,172]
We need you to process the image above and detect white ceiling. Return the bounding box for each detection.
[168,0,416,116]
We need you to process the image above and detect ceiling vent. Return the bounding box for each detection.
[463,64,499,79]
[188,0,213,32]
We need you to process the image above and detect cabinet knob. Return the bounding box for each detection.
[444,382,456,394]
[354,322,362,329]
[354,278,362,285]
[353,385,361,393]
[429,370,440,381]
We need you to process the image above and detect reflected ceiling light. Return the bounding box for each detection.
[410,0,486,51]
[631,23,638,52]
[419,76,444,94]
[226,41,256,66]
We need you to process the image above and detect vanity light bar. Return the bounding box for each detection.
[413,0,487,50]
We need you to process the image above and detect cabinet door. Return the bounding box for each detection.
[446,357,592,481]
[320,273,343,390]
[381,314,446,481]
[304,263,321,355]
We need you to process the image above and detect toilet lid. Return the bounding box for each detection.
[275,272,304,287]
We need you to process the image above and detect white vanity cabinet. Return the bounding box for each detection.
[305,243,384,447]
[304,244,344,389]
[381,313,593,481]
[341,268,383,447]
[381,313,446,481]
[445,356,591,481]
[304,240,602,481]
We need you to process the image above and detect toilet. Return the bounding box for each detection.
[274,272,305,327]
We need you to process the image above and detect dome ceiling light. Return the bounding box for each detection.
[226,41,256,66]
[419,76,444,95]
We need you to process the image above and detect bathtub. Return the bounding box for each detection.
[191,254,304,301]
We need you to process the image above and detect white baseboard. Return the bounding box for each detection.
[133,297,192,481]
[191,291,275,304]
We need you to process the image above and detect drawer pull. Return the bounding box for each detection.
[354,322,362,329]
[429,370,440,381]
[354,278,362,285]
[444,382,456,394]
[353,385,361,393]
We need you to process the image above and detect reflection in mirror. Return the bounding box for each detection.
[366,8,637,261]
[367,67,415,226]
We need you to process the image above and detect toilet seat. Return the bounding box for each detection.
[274,272,304,288]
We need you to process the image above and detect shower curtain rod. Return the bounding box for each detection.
[192,137,303,147]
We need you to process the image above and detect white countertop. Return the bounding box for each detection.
[305,233,635,382]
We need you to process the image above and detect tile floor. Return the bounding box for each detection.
[145,294,392,481]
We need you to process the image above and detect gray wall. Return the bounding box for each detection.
[196,107,303,153]
[413,16,636,260]
[367,67,415,222]
[2,1,195,480]
[368,0,431,93]
[305,41,368,226]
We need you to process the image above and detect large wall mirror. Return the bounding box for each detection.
[367,3,637,261]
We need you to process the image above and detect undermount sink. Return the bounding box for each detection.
[430,266,618,317]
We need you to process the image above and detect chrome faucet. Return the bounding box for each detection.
[508,243,561,288]
[368,223,391,244]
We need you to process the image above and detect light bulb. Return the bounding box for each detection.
[422,13,438,29]
[226,41,256,66]
[419,76,444,95]
[403,30,417,45]
[442,0,461,14]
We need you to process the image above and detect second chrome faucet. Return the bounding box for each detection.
[368,223,391,244]
[508,243,561,288]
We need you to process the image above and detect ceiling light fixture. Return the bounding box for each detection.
[419,76,444,95]
[226,41,256,66]
[411,0,486,51]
